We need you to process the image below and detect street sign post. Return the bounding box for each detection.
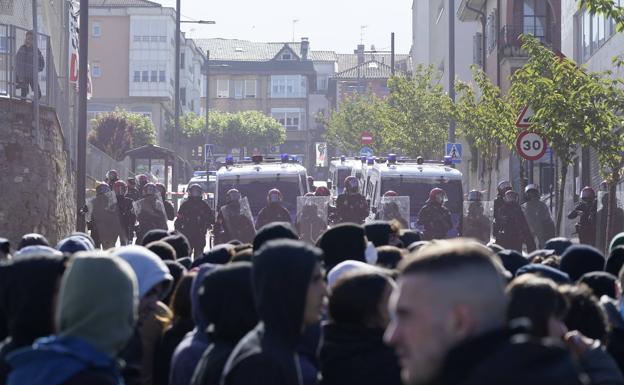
[516,106,535,128]
[445,143,462,164]
[204,144,213,162]
[361,131,373,145]
[516,131,547,161]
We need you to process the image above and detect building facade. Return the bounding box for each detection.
[88,0,203,143]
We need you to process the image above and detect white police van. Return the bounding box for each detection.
[328,156,359,197]
[365,155,463,236]
[215,154,309,222]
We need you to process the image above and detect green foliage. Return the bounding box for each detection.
[325,92,394,155]
[88,108,157,161]
[579,0,624,31]
[385,66,453,158]
[177,110,286,151]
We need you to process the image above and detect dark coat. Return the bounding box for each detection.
[256,204,292,230]
[437,330,585,385]
[116,195,136,241]
[221,241,319,385]
[214,204,255,245]
[522,200,555,248]
[417,202,452,240]
[494,203,536,252]
[335,193,368,225]
[175,198,215,240]
[153,318,195,385]
[568,201,597,246]
[320,324,401,385]
[164,200,176,221]
[15,44,44,81]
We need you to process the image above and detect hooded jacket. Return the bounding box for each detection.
[0,256,67,385]
[114,245,173,299]
[317,224,366,271]
[169,264,216,385]
[191,263,258,385]
[7,253,138,385]
[436,330,585,385]
[221,240,321,385]
[560,244,606,282]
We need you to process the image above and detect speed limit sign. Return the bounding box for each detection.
[516,131,548,161]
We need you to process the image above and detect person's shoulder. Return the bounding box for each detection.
[63,368,120,385]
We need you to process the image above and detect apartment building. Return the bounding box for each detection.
[88,0,204,143]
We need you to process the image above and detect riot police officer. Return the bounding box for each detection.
[568,186,598,246]
[135,182,168,243]
[463,190,491,244]
[175,184,215,258]
[105,169,119,189]
[522,184,555,248]
[493,180,512,238]
[89,183,124,249]
[214,189,256,245]
[377,190,409,229]
[137,174,149,195]
[494,190,536,252]
[335,176,369,224]
[296,195,328,244]
[113,180,136,245]
[125,178,141,201]
[256,188,292,229]
[156,182,176,221]
[417,188,453,240]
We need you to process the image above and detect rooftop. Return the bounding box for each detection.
[90,0,160,7]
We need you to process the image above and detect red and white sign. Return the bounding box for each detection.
[515,105,534,128]
[361,131,373,145]
[516,130,548,161]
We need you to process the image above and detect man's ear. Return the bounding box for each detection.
[448,303,477,342]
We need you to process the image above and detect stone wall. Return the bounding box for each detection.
[0,98,76,246]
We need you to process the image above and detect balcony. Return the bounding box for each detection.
[499,24,558,56]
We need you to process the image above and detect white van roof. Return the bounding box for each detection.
[217,162,306,179]
[370,162,462,180]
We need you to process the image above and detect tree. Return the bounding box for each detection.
[509,35,616,235]
[455,66,517,198]
[88,108,157,161]
[325,91,394,155]
[579,0,624,30]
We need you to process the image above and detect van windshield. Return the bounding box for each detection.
[217,177,301,217]
[381,178,463,215]
[336,169,351,192]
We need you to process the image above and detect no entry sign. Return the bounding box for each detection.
[516,130,548,161]
[361,131,373,145]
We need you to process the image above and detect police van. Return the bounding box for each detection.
[328,156,359,197]
[215,155,309,222]
[364,155,463,236]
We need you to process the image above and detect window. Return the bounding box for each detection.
[523,0,547,40]
[582,11,591,62]
[180,53,185,69]
[217,79,229,98]
[271,108,305,130]
[133,71,140,82]
[150,36,159,42]
[281,52,292,60]
[150,70,157,82]
[245,79,256,98]
[181,87,186,106]
[270,75,307,98]
[92,63,101,78]
[92,23,101,37]
[234,80,244,99]
[159,70,166,82]
[142,70,148,82]
[317,75,328,91]
[578,7,617,63]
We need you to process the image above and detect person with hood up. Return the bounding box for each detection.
[559,244,606,282]
[321,271,401,385]
[494,190,536,253]
[6,252,138,385]
[214,189,256,245]
[175,184,215,259]
[0,255,67,384]
[114,246,173,385]
[114,180,136,245]
[191,263,259,385]
[569,186,598,246]
[221,239,327,385]
[335,176,369,225]
[255,189,292,230]
[317,223,368,272]
[169,264,216,385]
[522,185,555,249]
[417,188,453,241]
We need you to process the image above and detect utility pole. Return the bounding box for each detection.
[448,0,456,143]
[32,0,40,144]
[173,0,181,198]
[390,32,395,76]
[76,0,89,231]
[205,49,210,172]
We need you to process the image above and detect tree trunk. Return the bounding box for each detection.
[487,164,493,201]
[555,162,567,236]
[606,169,620,254]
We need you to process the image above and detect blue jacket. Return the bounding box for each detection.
[7,336,122,385]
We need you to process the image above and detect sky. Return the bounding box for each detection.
[155,0,413,54]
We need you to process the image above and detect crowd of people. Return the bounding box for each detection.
[4,171,624,385]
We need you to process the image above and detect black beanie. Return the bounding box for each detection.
[606,246,624,277]
[253,222,299,252]
[544,237,573,256]
[497,249,529,276]
[317,223,366,271]
[560,245,605,281]
[364,221,393,247]
[579,271,618,299]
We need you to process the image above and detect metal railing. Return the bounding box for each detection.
[499,24,557,50]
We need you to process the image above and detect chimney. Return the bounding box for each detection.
[300,37,309,60]
[356,44,365,65]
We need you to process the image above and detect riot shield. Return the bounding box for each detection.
[220,197,256,244]
[463,200,493,244]
[133,194,168,238]
[379,196,411,229]
[89,191,124,247]
[296,196,330,244]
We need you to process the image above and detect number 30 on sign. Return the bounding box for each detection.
[515,131,548,161]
